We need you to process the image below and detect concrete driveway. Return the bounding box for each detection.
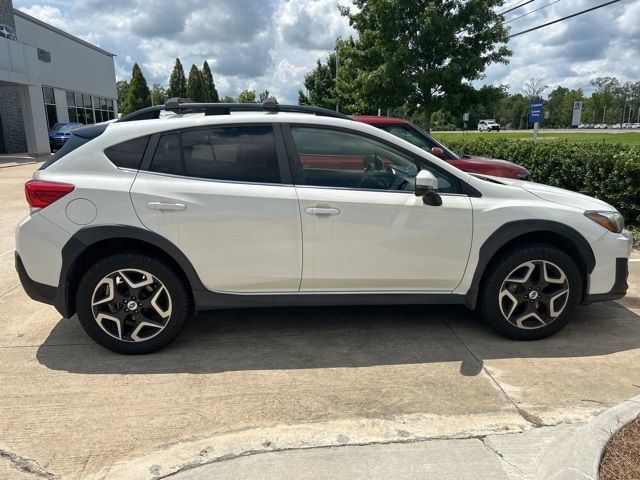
[0,163,638,479]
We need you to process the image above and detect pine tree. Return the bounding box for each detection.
[186,64,207,102]
[202,61,219,102]
[167,58,186,99]
[122,63,151,115]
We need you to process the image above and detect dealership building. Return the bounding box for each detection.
[0,0,117,154]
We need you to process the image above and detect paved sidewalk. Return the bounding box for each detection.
[169,425,579,480]
[0,153,48,168]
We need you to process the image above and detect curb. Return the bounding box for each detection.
[539,394,640,480]
[85,411,531,480]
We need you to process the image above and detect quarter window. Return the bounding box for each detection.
[104,136,150,170]
[149,126,281,184]
[290,127,458,193]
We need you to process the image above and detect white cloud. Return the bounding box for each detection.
[480,0,637,95]
[15,0,640,103]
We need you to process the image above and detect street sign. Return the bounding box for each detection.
[571,101,583,126]
[529,100,543,123]
[462,112,470,121]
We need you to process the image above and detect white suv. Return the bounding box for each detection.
[478,119,500,132]
[16,99,632,354]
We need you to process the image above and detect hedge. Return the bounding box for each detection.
[444,138,640,227]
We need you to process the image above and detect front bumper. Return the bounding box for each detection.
[583,257,629,304]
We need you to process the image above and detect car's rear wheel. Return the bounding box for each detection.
[478,243,583,340]
[76,252,191,354]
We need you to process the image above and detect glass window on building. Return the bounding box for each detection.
[65,90,115,125]
[42,86,58,129]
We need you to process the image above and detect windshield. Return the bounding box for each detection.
[381,124,460,159]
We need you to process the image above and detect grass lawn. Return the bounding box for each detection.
[432,130,640,146]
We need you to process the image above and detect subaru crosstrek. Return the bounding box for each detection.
[15,99,632,354]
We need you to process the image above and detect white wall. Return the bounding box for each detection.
[14,11,116,99]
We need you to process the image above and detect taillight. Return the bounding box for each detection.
[24,180,74,210]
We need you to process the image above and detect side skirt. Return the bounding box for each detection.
[193,289,468,311]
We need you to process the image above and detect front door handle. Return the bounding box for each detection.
[147,202,187,211]
[304,207,341,216]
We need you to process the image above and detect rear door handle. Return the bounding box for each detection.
[147,202,187,211]
[304,207,341,216]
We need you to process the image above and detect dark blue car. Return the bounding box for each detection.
[49,122,82,151]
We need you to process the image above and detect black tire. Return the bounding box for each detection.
[478,243,583,340]
[76,252,192,354]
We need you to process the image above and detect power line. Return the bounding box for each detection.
[499,0,528,11]
[504,0,561,24]
[509,0,621,38]
[498,0,536,15]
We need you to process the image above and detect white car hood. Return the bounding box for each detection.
[477,175,616,211]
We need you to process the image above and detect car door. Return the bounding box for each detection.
[130,124,302,293]
[284,125,472,292]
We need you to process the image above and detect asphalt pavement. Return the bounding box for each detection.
[0,163,638,480]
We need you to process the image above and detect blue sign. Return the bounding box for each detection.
[529,100,543,123]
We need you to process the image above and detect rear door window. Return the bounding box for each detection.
[149,126,281,184]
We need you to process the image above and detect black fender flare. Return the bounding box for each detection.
[464,220,596,309]
[55,225,207,317]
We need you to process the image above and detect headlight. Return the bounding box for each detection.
[584,211,624,233]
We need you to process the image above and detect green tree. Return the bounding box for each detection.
[116,80,130,112]
[545,86,584,128]
[298,56,336,110]
[150,83,167,106]
[258,90,271,102]
[221,95,235,103]
[186,64,207,102]
[237,89,257,103]
[202,61,219,102]
[339,0,511,132]
[589,77,620,124]
[121,63,151,115]
[167,58,186,99]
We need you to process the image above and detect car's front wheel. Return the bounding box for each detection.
[76,252,191,354]
[478,243,583,340]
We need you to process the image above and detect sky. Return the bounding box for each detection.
[14,0,640,104]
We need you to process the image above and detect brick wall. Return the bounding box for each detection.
[0,1,27,154]
[0,86,28,154]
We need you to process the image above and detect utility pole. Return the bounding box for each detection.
[602,105,607,124]
[335,46,339,113]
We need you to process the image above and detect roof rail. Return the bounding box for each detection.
[117,97,353,122]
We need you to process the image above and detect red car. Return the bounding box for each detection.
[353,116,532,181]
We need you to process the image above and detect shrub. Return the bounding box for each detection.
[445,138,640,227]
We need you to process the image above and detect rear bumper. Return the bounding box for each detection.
[583,257,629,304]
[15,252,57,305]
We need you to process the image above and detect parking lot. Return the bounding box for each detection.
[1,162,639,479]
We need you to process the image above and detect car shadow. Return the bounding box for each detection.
[35,298,640,376]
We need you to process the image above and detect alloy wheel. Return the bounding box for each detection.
[498,260,570,330]
[91,269,172,342]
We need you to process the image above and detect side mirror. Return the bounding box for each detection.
[415,170,442,206]
[431,146,445,159]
